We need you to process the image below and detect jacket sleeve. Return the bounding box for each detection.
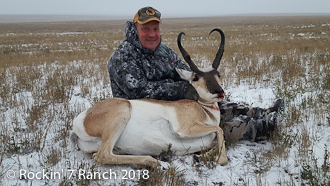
[108,57,190,101]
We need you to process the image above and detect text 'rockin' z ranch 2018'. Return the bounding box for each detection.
[17,169,150,180]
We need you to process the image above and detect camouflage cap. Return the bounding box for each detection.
[134,7,162,24]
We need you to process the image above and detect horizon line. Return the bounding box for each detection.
[1,13,330,24]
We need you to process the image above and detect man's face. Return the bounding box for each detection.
[136,21,161,51]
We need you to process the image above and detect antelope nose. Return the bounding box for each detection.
[217,92,225,99]
[214,87,224,94]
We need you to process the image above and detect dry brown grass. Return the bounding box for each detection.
[1,15,330,185]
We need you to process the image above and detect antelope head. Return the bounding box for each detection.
[176,28,225,104]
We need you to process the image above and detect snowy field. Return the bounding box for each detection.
[1,16,330,185]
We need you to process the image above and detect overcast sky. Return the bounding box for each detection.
[1,0,330,18]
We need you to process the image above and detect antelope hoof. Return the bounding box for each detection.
[217,155,228,166]
[146,159,161,168]
[93,152,103,163]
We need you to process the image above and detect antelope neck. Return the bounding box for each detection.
[198,101,220,111]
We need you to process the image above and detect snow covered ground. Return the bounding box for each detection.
[1,60,329,185]
[1,18,330,185]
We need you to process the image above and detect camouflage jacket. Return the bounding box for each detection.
[107,21,191,100]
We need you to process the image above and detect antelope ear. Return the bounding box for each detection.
[176,68,193,81]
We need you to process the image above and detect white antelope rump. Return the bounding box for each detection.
[71,28,228,167]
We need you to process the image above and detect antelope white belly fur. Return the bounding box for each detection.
[115,100,216,155]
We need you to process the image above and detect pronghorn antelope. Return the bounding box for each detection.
[71,28,228,167]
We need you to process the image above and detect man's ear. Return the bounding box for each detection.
[176,68,193,81]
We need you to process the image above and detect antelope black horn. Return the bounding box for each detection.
[209,28,225,69]
[177,32,202,74]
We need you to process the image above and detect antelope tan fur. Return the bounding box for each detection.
[71,28,228,167]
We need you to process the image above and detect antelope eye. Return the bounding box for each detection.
[192,75,199,81]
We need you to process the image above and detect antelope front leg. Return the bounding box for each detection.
[175,123,228,165]
[215,128,228,165]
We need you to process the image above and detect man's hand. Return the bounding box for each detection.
[183,84,199,101]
